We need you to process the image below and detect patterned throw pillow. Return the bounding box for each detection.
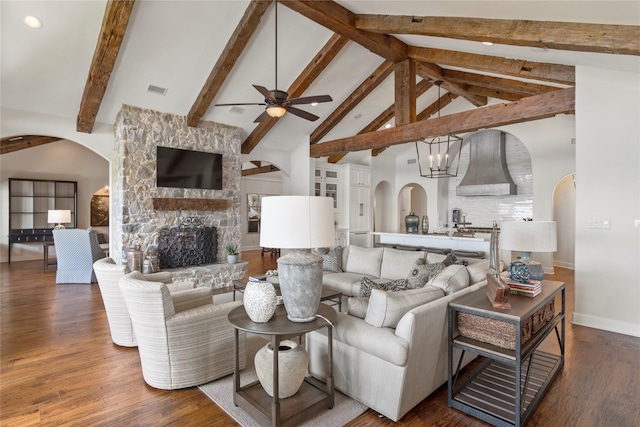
[406,258,446,288]
[359,277,408,298]
[313,246,342,273]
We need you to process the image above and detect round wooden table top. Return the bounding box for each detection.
[228,303,337,335]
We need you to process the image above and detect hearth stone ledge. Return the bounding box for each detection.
[165,261,248,289]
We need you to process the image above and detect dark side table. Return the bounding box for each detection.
[448,280,565,427]
[228,303,336,427]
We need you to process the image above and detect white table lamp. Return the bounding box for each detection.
[260,196,335,322]
[48,210,71,230]
[500,220,557,280]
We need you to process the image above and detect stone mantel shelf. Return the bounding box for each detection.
[152,198,228,211]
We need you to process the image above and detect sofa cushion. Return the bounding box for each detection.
[425,252,448,264]
[344,245,384,278]
[406,258,445,289]
[466,260,504,284]
[379,247,425,280]
[334,312,410,366]
[427,264,470,295]
[364,287,445,328]
[347,297,369,319]
[313,246,342,272]
[323,272,367,296]
[359,277,408,298]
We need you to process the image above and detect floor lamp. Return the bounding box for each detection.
[260,196,335,322]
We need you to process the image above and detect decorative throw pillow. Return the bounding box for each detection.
[313,246,342,273]
[359,276,408,298]
[406,258,445,288]
[347,297,369,319]
[443,253,468,267]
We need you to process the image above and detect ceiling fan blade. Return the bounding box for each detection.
[287,106,319,122]
[286,94,333,105]
[214,102,266,106]
[253,85,276,102]
[253,110,271,123]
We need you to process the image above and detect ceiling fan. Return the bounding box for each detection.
[214,0,332,123]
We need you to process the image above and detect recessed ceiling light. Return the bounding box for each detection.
[384,123,392,129]
[482,41,494,46]
[24,16,42,29]
[354,114,362,119]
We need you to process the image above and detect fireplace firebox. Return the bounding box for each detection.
[158,226,217,268]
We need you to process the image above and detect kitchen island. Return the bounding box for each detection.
[371,231,490,254]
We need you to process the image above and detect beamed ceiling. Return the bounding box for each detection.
[1,0,639,171]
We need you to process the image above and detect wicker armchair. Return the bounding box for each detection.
[93,257,212,347]
[119,271,246,389]
[52,229,106,284]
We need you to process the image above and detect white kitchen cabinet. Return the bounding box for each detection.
[348,185,371,232]
[349,167,371,187]
[314,165,340,211]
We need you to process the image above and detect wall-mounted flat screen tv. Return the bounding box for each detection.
[156,146,223,190]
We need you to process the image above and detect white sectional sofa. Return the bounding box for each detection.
[308,245,497,421]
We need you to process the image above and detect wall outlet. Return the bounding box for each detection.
[587,218,611,229]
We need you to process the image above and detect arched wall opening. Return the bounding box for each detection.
[397,183,427,232]
[553,173,576,269]
[0,138,110,262]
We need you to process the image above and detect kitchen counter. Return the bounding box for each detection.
[371,231,490,253]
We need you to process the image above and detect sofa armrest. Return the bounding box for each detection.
[171,288,213,312]
[145,271,173,284]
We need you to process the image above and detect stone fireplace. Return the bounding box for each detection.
[111,105,246,286]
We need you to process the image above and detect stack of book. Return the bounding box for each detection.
[500,275,542,297]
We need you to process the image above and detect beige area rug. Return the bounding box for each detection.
[198,334,368,427]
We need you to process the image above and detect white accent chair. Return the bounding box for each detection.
[119,271,246,389]
[93,257,212,347]
[53,229,106,284]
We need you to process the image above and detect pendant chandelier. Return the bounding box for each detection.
[415,81,463,178]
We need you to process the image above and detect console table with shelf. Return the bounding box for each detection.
[8,178,77,262]
[448,280,565,427]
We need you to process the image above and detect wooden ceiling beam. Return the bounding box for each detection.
[241,33,349,154]
[310,87,575,158]
[416,92,459,122]
[466,86,525,102]
[355,15,640,56]
[333,79,432,162]
[76,0,135,133]
[416,62,486,107]
[280,0,407,62]
[394,59,417,125]
[1,136,62,155]
[187,0,271,128]
[310,60,394,145]
[242,164,280,176]
[409,46,575,85]
[442,69,561,96]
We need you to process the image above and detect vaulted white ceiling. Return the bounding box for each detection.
[2,1,639,161]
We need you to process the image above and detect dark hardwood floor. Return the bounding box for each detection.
[1,251,639,426]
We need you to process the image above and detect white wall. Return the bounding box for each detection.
[0,140,110,262]
[574,66,640,337]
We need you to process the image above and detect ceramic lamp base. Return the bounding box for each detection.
[276,248,323,322]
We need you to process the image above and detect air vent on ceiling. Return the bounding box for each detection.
[407,158,417,165]
[229,106,246,115]
[147,85,168,96]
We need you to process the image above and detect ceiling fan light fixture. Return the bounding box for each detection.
[266,105,286,118]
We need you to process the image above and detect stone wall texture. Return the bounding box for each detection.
[112,105,245,285]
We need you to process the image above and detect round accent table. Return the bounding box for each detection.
[228,303,337,427]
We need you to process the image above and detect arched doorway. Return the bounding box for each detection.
[397,183,427,232]
[553,173,576,269]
